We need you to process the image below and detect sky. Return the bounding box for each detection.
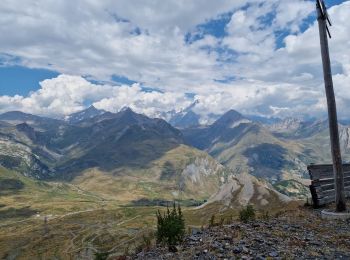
[0,0,349,122]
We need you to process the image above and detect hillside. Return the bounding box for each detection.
[0,108,297,207]
[183,110,308,184]
[0,167,103,223]
[0,108,316,202]
[198,172,291,212]
[0,108,183,180]
[72,145,228,204]
[182,111,350,201]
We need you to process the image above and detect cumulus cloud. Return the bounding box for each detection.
[0,75,192,118]
[0,0,350,120]
[0,74,322,122]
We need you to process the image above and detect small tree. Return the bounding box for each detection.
[156,203,185,252]
[239,205,256,223]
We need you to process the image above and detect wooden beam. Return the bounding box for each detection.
[316,1,346,212]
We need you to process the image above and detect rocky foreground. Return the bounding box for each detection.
[133,207,350,259]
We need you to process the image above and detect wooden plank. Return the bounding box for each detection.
[308,165,350,180]
[316,188,350,198]
[313,183,350,192]
[317,196,336,205]
[315,184,350,193]
[312,180,350,190]
[307,164,350,171]
[314,185,350,197]
[311,176,350,185]
[310,171,350,181]
[316,193,350,205]
[310,186,350,208]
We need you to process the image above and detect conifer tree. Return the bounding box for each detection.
[156,202,185,252]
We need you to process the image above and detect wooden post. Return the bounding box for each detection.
[316,1,346,212]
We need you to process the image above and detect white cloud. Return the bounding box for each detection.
[0,0,241,90]
[0,75,192,118]
[0,0,350,121]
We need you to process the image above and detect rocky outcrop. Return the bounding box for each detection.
[198,172,291,211]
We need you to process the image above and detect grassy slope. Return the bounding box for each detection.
[299,127,350,164]
[273,179,310,199]
[0,167,104,223]
[0,200,301,259]
[72,145,226,203]
[0,143,300,259]
[209,126,307,181]
[0,143,303,259]
[0,144,227,224]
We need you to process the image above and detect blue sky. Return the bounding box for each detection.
[0,66,59,96]
[0,0,349,121]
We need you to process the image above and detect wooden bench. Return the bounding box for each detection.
[308,164,350,207]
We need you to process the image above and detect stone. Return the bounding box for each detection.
[242,246,249,254]
[233,246,242,254]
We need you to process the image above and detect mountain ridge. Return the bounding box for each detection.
[2,107,350,200]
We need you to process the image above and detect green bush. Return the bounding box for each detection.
[94,251,109,260]
[239,205,256,223]
[156,203,185,252]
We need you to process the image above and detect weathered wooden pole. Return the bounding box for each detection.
[316,0,346,212]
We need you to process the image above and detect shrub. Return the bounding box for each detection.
[123,244,130,256]
[156,203,185,252]
[260,210,270,220]
[239,205,256,223]
[219,216,225,227]
[225,214,233,225]
[187,226,192,235]
[142,232,153,251]
[209,214,216,227]
[135,232,154,254]
[94,251,109,260]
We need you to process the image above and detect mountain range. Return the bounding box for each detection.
[1,105,350,210]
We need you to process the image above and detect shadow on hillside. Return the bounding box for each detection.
[243,143,293,179]
[0,155,22,170]
[0,179,24,195]
[0,206,37,220]
[128,198,206,207]
[55,140,181,181]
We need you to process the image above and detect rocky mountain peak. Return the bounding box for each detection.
[66,105,105,124]
[212,110,245,128]
[270,117,302,132]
